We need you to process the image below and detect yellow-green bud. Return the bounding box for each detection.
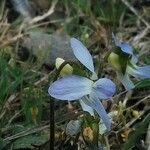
[30,107,38,125]
[132,110,140,118]
[55,57,73,76]
[108,52,121,71]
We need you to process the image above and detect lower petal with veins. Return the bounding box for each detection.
[127,66,150,79]
[79,97,94,116]
[83,94,111,130]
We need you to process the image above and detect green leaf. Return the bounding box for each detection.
[0,138,7,150]
[11,133,49,149]
[135,79,150,88]
[123,114,150,150]
[22,87,43,125]
[117,48,131,75]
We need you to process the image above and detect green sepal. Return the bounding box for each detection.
[81,113,99,148]
[108,47,132,74]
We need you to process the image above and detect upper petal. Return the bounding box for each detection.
[92,78,116,99]
[112,33,133,55]
[127,66,150,79]
[119,42,133,55]
[70,38,95,73]
[48,75,93,100]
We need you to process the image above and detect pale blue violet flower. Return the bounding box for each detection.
[48,38,116,130]
[108,33,150,90]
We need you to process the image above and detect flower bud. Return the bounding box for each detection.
[132,110,140,118]
[55,58,73,76]
[108,52,121,71]
[30,107,38,124]
[83,127,94,141]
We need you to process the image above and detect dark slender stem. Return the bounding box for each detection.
[49,61,74,150]
[50,98,55,150]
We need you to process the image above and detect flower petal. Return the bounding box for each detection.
[84,95,111,130]
[80,97,94,116]
[48,75,93,100]
[99,111,118,135]
[130,55,138,64]
[117,72,135,90]
[112,32,120,46]
[90,72,98,80]
[127,66,150,79]
[119,42,133,55]
[92,78,116,99]
[112,33,133,55]
[70,38,95,73]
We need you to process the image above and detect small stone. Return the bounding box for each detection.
[22,31,77,66]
